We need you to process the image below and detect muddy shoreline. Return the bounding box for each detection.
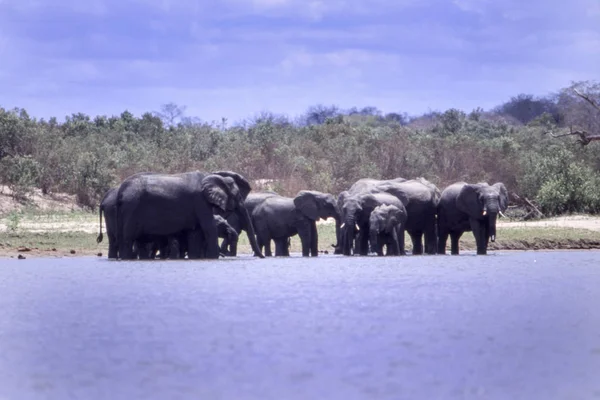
[3,240,600,259]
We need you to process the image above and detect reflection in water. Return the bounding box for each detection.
[0,251,599,399]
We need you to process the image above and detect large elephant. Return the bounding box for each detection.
[437,181,509,255]
[369,204,407,256]
[339,177,440,256]
[252,190,341,257]
[115,171,264,260]
[219,191,280,257]
[339,191,407,256]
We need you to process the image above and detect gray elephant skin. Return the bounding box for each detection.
[437,181,508,255]
[219,191,280,257]
[98,183,169,260]
[369,204,407,256]
[115,170,264,260]
[339,191,407,256]
[252,190,341,257]
[97,186,119,258]
[339,177,440,256]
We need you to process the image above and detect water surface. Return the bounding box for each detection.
[1,251,599,400]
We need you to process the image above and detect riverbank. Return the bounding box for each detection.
[2,209,600,258]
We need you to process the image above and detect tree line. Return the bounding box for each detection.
[1,80,599,217]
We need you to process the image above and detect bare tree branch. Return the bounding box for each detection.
[573,88,600,112]
[545,126,600,146]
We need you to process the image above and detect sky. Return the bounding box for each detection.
[0,0,598,123]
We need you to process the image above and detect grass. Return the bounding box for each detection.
[2,211,600,257]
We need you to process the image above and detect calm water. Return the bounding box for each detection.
[1,251,599,400]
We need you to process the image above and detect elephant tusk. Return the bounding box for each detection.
[499,210,507,218]
[482,210,487,216]
[340,223,345,229]
[355,224,360,232]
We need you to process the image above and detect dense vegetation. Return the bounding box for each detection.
[1,80,599,217]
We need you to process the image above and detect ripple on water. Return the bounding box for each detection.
[0,251,599,400]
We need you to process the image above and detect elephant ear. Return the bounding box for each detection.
[338,191,349,211]
[389,206,406,229]
[212,171,251,200]
[201,175,230,212]
[294,190,319,220]
[360,193,380,212]
[457,184,483,219]
[493,182,509,212]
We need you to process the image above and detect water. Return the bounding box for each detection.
[1,251,600,400]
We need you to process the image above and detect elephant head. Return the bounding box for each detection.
[293,190,341,222]
[456,182,508,243]
[339,192,382,255]
[212,170,252,200]
[201,174,264,258]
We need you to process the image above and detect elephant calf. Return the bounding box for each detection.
[369,204,407,256]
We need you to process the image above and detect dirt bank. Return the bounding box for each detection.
[2,188,600,258]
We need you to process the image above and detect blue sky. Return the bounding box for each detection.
[0,0,598,123]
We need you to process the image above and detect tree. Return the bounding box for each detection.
[546,81,600,146]
[154,102,187,127]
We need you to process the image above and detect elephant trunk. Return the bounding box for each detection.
[342,215,356,256]
[483,197,500,243]
[488,212,497,242]
[237,205,265,258]
[369,228,379,256]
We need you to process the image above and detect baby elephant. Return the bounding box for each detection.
[369,204,407,256]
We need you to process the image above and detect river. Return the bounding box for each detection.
[1,251,599,400]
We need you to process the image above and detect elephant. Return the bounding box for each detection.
[339,177,440,256]
[115,170,264,260]
[369,204,407,256]
[339,191,407,256]
[252,190,341,257]
[219,191,281,257]
[437,181,509,255]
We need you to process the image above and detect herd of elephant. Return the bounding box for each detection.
[96,170,509,260]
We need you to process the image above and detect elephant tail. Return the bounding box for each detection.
[97,204,104,243]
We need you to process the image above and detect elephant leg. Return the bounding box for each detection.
[257,235,272,257]
[359,227,369,256]
[219,238,230,257]
[297,221,312,257]
[410,232,423,255]
[398,227,406,255]
[437,227,449,255]
[450,231,462,255]
[470,218,487,255]
[229,235,239,257]
[265,238,273,257]
[108,235,118,259]
[187,230,205,259]
[136,239,152,260]
[424,220,438,255]
[158,238,170,259]
[119,238,135,260]
[274,238,289,257]
[391,229,400,256]
[310,221,318,257]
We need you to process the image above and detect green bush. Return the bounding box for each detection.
[0,155,41,200]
